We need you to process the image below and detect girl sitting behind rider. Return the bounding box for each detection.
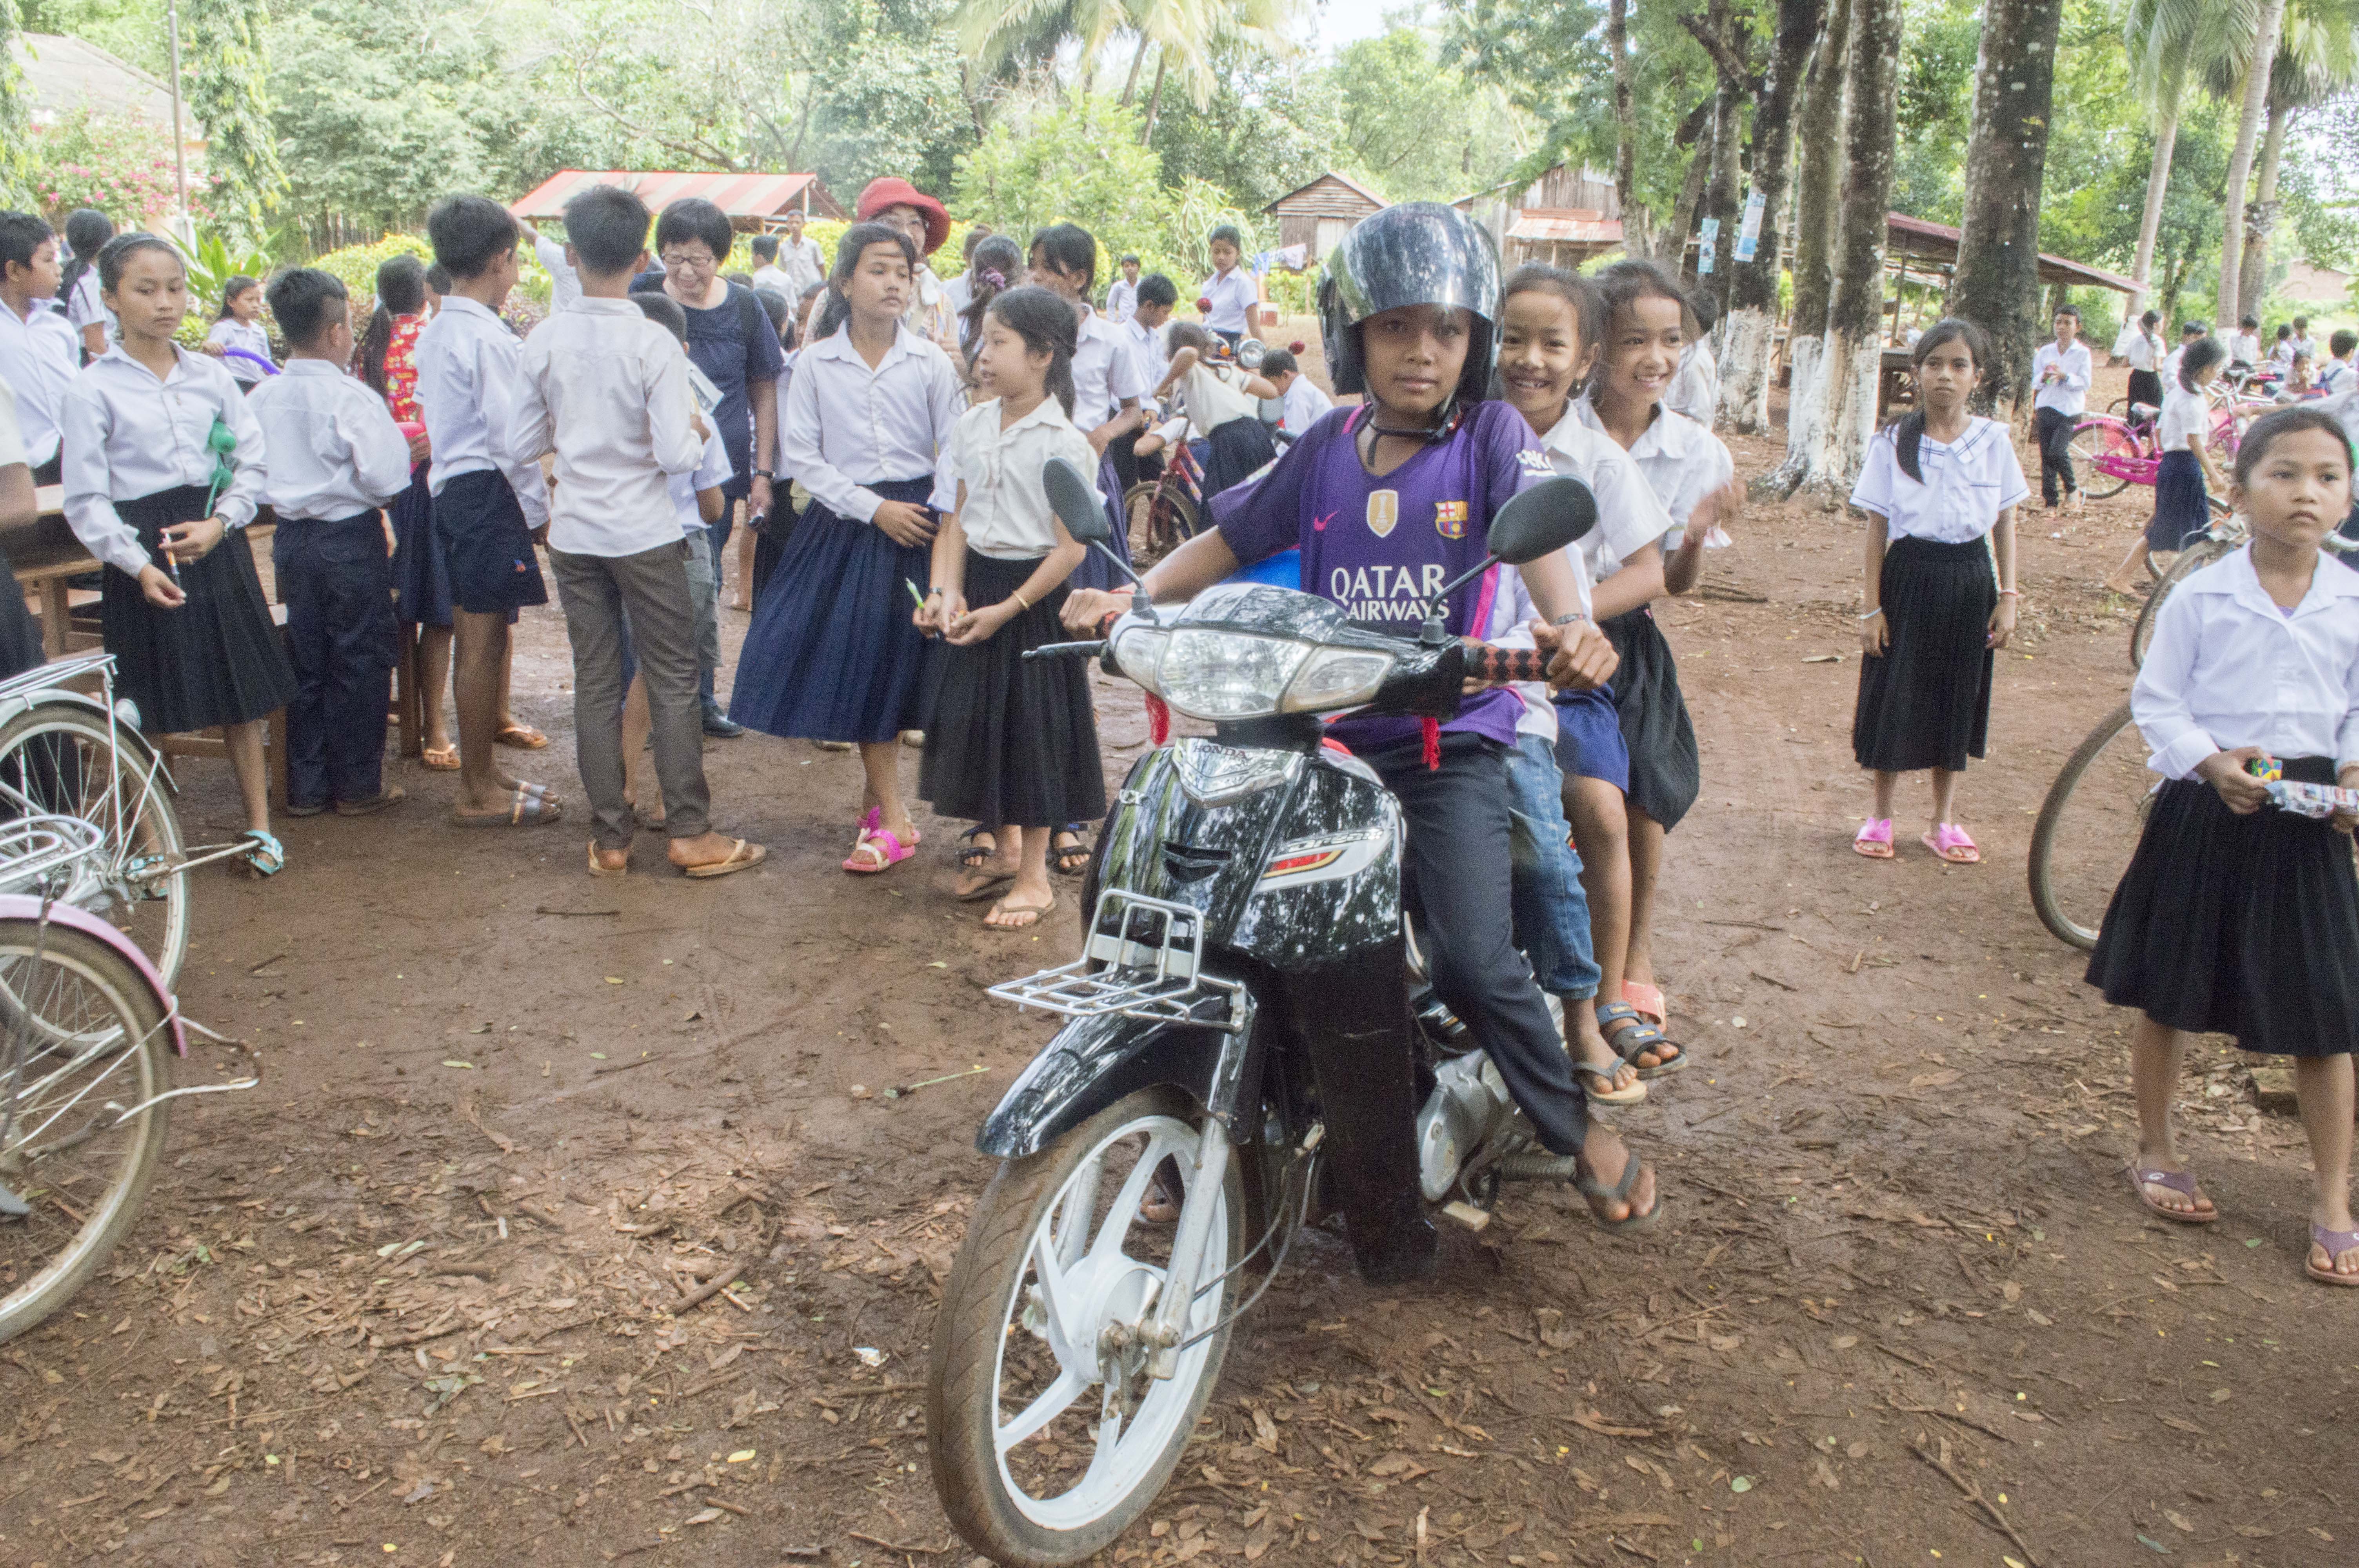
[1063,203,1663,1282]
[1150,321,1279,499]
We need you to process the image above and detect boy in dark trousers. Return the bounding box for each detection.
[248,267,414,815]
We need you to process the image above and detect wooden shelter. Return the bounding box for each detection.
[508,170,845,230]
[1455,165,1625,270]
[1264,172,1387,258]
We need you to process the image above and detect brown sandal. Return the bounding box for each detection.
[587,839,628,878]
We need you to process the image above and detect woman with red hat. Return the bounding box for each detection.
[856,178,961,357]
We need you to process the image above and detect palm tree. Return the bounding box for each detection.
[2122,0,2208,316]
[2202,0,2359,316]
[2217,0,2289,325]
[956,0,1299,137]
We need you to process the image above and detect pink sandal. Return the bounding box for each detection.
[1921,823,1980,863]
[1853,818,1896,859]
[844,827,914,874]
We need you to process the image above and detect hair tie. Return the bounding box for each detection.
[979,268,1005,289]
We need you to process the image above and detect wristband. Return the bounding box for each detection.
[753,468,776,481]
[1551,612,1589,627]
[1858,607,1883,621]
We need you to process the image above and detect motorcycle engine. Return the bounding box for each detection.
[1415,1051,1515,1201]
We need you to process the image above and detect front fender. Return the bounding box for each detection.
[978,1011,1230,1160]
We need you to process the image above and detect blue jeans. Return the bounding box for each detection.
[1506,731,1602,1002]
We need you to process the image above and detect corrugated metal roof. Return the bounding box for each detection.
[1885,212,2138,293]
[508,170,846,224]
[1505,210,1624,246]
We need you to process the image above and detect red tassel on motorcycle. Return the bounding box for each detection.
[1145,691,1172,746]
[1421,715,1440,771]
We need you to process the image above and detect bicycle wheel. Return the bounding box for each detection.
[1122,482,1162,564]
[0,916,175,1344]
[2130,536,2232,669]
[2027,701,2154,951]
[2066,417,2137,500]
[0,704,187,991]
[1154,489,1200,557]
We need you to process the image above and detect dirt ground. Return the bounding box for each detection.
[5,358,2354,1568]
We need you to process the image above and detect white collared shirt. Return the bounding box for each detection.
[65,270,108,341]
[1197,269,1256,334]
[670,429,733,535]
[1107,278,1138,323]
[1485,519,1596,741]
[0,380,23,469]
[510,296,706,559]
[751,264,793,303]
[1073,310,1146,433]
[0,298,81,465]
[533,235,583,314]
[1120,316,1167,394]
[2112,322,2158,372]
[2135,544,2359,780]
[247,359,412,521]
[1568,394,1730,548]
[780,235,826,298]
[1664,342,1719,427]
[61,344,266,577]
[934,396,1100,559]
[2030,340,2092,417]
[1848,416,2028,545]
[414,294,550,526]
[1278,374,1332,434]
[781,324,965,523]
[2157,384,2211,452]
[2232,332,2262,365]
[206,318,274,383]
[1536,403,1676,579]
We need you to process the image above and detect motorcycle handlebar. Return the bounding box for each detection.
[1022,640,1107,663]
[1463,644,1549,685]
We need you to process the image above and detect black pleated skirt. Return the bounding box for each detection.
[2126,369,2164,411]
[1851,534,1994,775]
[1201,417,1278,501]
[2086,758,2359,1056]
[2147,450,2209,553]
[919,549,1107,828]
[389,462,453,628]
[728,477,936,744]
[1602,606,1699,830]
[104,485,298,734]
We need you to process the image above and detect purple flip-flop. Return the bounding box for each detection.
[2128,1165,2217,1224]
[2308,1223,2359,1286]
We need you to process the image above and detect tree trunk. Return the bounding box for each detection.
[2159,230,2192,331]
[1701,64,1745,310]
[1723,0,1825,434]
[2217,0,2288,327]
[1947,0,2064,417]
[1608,0,1652,259]
[1764,0,1852,497]
[1141,52,1169,143]
[2237,102,2290,323]
[1812,0,1903,498]
[1659,142,1714,270]
[1119,30,1152,106]
[2127,72,2182,318]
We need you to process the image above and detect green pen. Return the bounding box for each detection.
[905,579,928,610]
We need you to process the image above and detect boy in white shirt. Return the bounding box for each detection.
[750,233,793,302]
[249,268,415,815]
[2029,304,2092,511]
[1196,225,1257,349]
[518,218,583,313]
[0,211,79,483]
[777,209,826,298]
[1123,274,1176,399]
[1258,346,1333,436]
[1106,254,1141,323]
[2322,330,2358,397]
[510,183,764,880]
[2232,315,2263,367]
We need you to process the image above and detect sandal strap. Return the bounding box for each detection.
[1574,1151,1644,1205]
[2132,1166,2201,1197]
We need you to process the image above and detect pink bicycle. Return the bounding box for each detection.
[2066,399,2244,501]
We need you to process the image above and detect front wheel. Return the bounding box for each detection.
[929,1087,1242,1567]
[2066,417,2136,500]
[2027,701,2150,951]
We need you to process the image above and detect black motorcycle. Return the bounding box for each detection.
[925,462,1598,1566]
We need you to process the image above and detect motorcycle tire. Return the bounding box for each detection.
[929,1085,1244,1567]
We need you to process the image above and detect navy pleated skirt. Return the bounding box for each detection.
[1200,417,1278,502]
[2147,449,2210,553]
[727,475,936,744]
[1852,534,1994,775]
[919,549,1107,828]
[1602,606,1699,830]
[2086,757,2359,1056]
[105,485,298,735]
[1069,450,1136,593]
[389,463,453,628]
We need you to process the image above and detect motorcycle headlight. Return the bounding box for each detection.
[1281,647,1396,713]
[1110,625,1170,691]
[1156,630,1311,720]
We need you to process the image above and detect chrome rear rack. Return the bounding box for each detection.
[988,889,1247,1032]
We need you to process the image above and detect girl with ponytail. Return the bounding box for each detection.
[914,284,1105,929]
[1850,318,2027,864]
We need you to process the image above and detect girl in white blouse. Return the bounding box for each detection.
[2085,407,2359,1285]
[202,275,275,389]
[2106,338,2226,595]
[916,286,1105,931]
[1850,319,2025,864]
[1025,223,1146,594]
[727,222,965,877]
[60,234,298,873]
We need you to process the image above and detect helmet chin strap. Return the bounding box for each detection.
[1366,393,1467,446]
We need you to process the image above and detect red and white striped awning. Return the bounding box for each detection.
[508,170,845,226]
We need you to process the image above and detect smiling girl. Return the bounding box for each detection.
[730,222,966,876]
[2085,408,2359,1285]
[60,234,298,873]
[1061,204,1661,1278]
[1850,319,2025,864]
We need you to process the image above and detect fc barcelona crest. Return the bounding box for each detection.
[1435,499,1468,539]
[1365,489,1399,538]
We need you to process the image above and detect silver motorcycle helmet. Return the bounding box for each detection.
[1318,202,1503,408]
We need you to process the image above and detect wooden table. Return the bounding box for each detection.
[16,486,421,802]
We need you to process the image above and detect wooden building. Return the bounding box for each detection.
[1455,165,1625,270]
[1264,172,1388,259]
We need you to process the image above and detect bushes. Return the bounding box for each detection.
[313,232,552,309]
[26,108,218,229]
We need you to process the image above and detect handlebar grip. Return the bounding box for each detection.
[1022,640,1108,663]
[1464,644,1548,685]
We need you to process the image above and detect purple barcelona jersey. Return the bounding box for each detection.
[1214,400,1552,752]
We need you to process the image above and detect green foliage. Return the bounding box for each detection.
[1892,0,1981,222]
[18,0,168,74]
[23,105,218,227]
[171,228,271,306]
[1438,0,1607,182]
[1146,34,1342,213]
[0,0,32,207]
[954,94,1192,276]
[310,232,432,300]
[1331,24,1531,203]
[183,0,287,247]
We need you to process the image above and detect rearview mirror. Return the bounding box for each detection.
[1042,458,1112,547]
[1487,476,1596,565]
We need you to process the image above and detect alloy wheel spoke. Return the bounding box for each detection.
[994,1367,1090,1455]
